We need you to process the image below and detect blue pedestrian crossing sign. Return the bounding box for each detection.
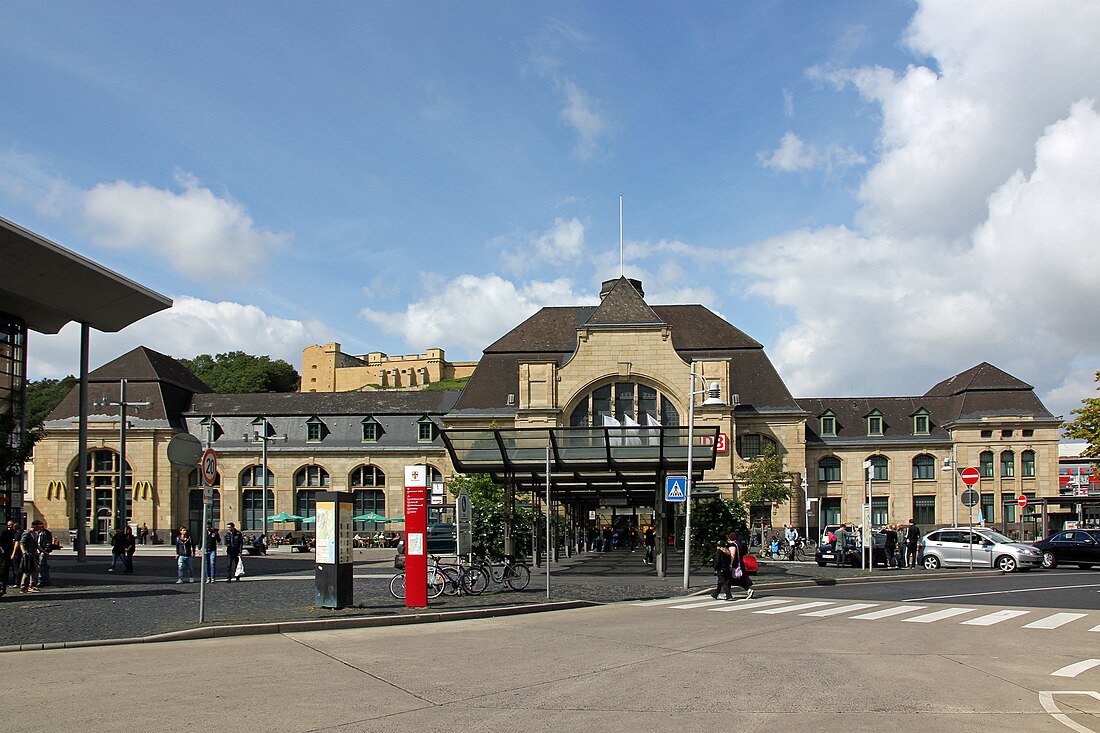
[665,476,687,502]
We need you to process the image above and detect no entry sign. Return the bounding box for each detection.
[1017,494,1028,508]
[960,467,980,486]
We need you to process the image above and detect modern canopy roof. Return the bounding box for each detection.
[0,215,171,334]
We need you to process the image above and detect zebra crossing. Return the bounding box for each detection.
[633,595,1100,632]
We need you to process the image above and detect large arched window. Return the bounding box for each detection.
[569,381,680,427]
[1021,450,1035,478]
[818,456,841,482]
[912,454,936,480]
[1000,450,1015,478]
[350,465,385,487]
[295,465,330,487]
[72,449,133,544]
[980,451,994,478]
[737,434,776,459]
[353,490,386,531]
[240,465,274,488]
[187,468,220,487]
[869,455,889,481]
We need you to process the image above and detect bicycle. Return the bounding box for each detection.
[473,555,531,591]
[388,561,449,600]
[434,555,488,595]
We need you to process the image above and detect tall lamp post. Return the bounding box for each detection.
[246,418,285,541]
[801,476,809,545]
[943,444,959,529]
[96,379,149,533]
[683,361,725,590]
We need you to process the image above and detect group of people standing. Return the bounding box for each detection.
[174,522,245,583]
[881,519,922,568]
[710,531,755,601]
[1,519,53,593]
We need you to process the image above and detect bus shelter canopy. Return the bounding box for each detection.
[441,425,719,504]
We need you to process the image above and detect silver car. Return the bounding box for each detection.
[918,527,1042,572]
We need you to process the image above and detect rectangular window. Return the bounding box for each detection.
[867,415,883,436]
[980,452,994,478]
[418,421,434,442]
[820,416,836,436]
[242,489,275,532]
[913,457,935,480]
[980,493,995,524]
[1021,451,1035,478]
[1001,453,1015,478]
[307,423,322,442]
[362,421,379,442]
[981,430,993,439]
[1002,492,1016,524]
[615,382,635,422]
[1022,429,1034,438]
[914,414,929,435]
[1001,429,1013,438]
[913,495,936,526]
[871,496,889,526]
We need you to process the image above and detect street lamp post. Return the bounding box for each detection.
[96,379,149,533]
[247,418,285,542]
[801,476,809,546]
[683,362,724,590]
[943,444,958,529]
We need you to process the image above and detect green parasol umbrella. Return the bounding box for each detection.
[299,516,316,523]
[267,512,305,522]
[353,512,388,522]
[385,516,405,523]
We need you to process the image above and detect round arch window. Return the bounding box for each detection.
[569,381,680,427]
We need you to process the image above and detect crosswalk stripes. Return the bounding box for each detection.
[802,603,878,617]
[633,596,1097,634]
[850,604,926,620]
[1022,612,1087,629]
[961,609,1030,626]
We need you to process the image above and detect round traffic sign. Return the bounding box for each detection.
[960,466,981,486]
[961,489,979,507]
[200,448,218,486]
[1017,494,1028,508]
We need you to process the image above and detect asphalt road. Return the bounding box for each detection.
[15,572,1100,733]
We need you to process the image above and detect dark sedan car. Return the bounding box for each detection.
[816,533,889,568]
[1033,529,1100,569]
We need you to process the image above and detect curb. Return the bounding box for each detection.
[0,599,598,654]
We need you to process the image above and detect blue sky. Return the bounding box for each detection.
[3,1,1099,424]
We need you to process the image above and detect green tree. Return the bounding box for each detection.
[0,412,39,480]
[690,497,749,566]
[1064,369,1100,457]
[735,445,793,506]
[25,376,78,427]
[180,351,300,393]
[447,473,534,559]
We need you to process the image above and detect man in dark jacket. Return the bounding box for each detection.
[35,522,54,585]
[108,526,129,573]
[175,527,195,583]
[223,522,245,581]
[904,519,921,568]
[0,520,18,590]
[15,521,43,592]
[710,541,734,601]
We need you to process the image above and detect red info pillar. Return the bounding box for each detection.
[404,464,429,608]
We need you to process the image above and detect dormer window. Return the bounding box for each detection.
[819,411,836,437]
[361,416,381,443]
[199,416,224,442]
[306,416,326,443]
[913,409,930,436]
[417,416,436,443]
[251,416,273,438]
[866,410,883,437]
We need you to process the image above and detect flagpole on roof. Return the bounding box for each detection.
[619,194,624,277]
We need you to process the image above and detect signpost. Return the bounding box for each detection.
[198,448,216,619]
[404,465,429,608]
[665,476,687,503]
[1018,494,1028,543]
[960,467,980,487]
[456,488,473,556]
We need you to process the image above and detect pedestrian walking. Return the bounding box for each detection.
[628,525,638,552]
[122,525,137,573]
[203,522,221,583]
[223,522,244,582]
[727,531,754,599]
[883,524,899,569]
[0,520,19,589]
[139,522,150,545]
[175,527,195,583]
[107,526,129,572]
[35,521,53,585]
[14,520,44,592]
[833,523,850,568]
[784,524,799,560]
[904,519,921,568]
[710,540,734,601]
[643,525,655,565]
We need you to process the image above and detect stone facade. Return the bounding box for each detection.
[301,342,476,392]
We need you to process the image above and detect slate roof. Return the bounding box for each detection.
[186,390,461,417]
[45,346,212,430]
[924,362,1033,396]
[451,278,798,415]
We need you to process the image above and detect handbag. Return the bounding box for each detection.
[732,564,743,580]
[235,557,246,578]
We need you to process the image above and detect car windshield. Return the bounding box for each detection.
[976,530,1013,544]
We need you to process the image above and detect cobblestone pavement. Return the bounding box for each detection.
[0,544,963,646]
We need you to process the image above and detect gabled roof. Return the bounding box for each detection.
[187,390,461,417]
[583,277,664,326]
[924,362,1033,397]
[89,346,211,394]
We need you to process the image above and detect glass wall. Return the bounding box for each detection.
[0,314,27,523]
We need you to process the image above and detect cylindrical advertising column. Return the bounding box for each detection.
[404,465,429,608]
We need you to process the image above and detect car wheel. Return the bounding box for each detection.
[817,561,827,567]
[996,555,1017,573]
[922,555,940,570]
[1042,551,1057,569]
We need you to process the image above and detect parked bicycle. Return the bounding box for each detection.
[472,555,531,591]
[435,555,489,595]
[388,559,449,600]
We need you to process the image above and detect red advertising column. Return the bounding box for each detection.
[404,464,429,608]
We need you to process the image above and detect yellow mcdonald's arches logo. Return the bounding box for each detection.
[133,481,153,500]
[47,481,67,500]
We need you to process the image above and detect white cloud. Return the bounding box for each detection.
[27,296,332,380]
[500,217,587,274]
[559,80,609,161]
[360,274,583,358]
[739,2,1100,424]
[759,132,866,174]
[82,171,289,281]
